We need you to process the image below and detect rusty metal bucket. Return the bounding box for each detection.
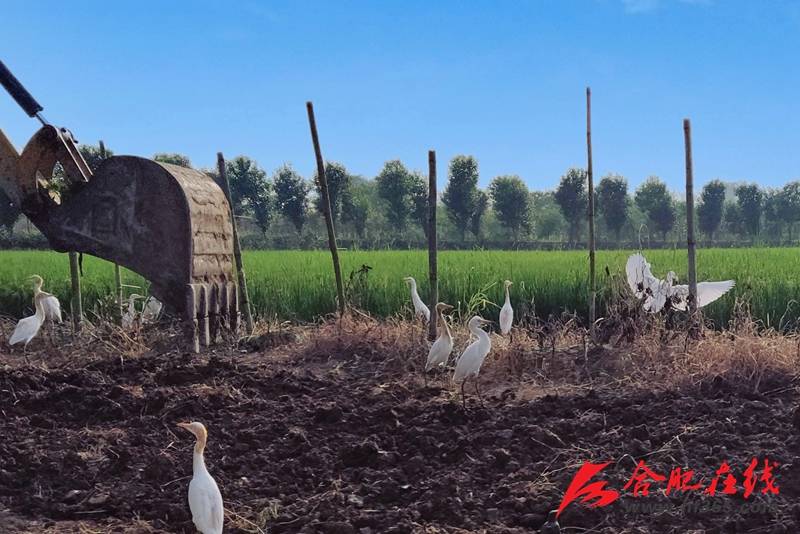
[0,125,239,350]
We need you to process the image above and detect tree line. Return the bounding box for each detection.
[2,146,800,248]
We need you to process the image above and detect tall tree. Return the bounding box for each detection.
[226,156,273,233]
[735,184,763,237]
[723,201,743,237]
[375,160,417,231]
[273,165,309,234]
[488,175,532,239]
[697,179,726,240]
[314,161,351,223]
[342,177,374,239]
[154,153,192,168]
[777,181,800,240]
[0,188,19,238]
[409,172,430,237]
[762,189,783,239]
[595,174,628,242]
[554,168,588,245]
[471,190,488,239]
[442,155,480,240]
[635,176,675,241]
[530,191,566,239]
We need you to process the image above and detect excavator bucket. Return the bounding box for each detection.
[0,125,239,350]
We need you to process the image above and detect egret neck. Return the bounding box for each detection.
[191,427,208,473]
[438,307,452,341]
[33,293,46,322]
[469,316,490,346]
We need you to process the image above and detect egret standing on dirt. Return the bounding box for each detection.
[425,303,455,382]
[403,276,430,323]
[625,253,735,313]
[177,421,224,534]
[499,280,514,337]
[9,292,48,364]
[453,315,493,409]
[31,275,62,324]
[121,294,144,329]
[141,296,163,323]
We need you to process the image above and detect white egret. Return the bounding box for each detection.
[626,253,734,313]
[121,294,144,329]
[177,421,224,534]
[141,296,163,323]
[30,275,62,324]
[403,277,430,323]
[453,315,493,409]
[499,280,514,336]
[9,292,47,364]
[425,303,455,381]
[664,272,735,311]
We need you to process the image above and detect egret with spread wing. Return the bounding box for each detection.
[664,272,736,311]
[625,253,734,313]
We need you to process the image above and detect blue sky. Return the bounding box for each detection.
[2,0,798,192]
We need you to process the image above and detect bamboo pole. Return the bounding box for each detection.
[586,87,596,334]
[69,251,82,331]
[427,150,438,341]
[216,152,254,334]
[99,139,124,321]
[684,119,698,314]
[306,101,346,317]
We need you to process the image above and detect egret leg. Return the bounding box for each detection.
[22,345,30,366]
[475,377,485,408]
[461,378,468,410]
[423,369,428,388]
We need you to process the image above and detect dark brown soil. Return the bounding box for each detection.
[0,322,798,533]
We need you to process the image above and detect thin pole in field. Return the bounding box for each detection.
[217,152,254,334]
[306,102,346,317]
[100,139,124,321]
[684,118,698,315]
[69,251,82,331]
[586,87,596,335]
[427,150,438,342]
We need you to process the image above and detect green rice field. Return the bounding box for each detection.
[0,248,798,329]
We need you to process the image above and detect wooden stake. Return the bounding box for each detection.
[69,251,82,331]
[427,150,438,342]
[306,102,346,317]
[99,139,124,321]
[216,152,254,334]
[586,87,596,334]
[684,118,698,314]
